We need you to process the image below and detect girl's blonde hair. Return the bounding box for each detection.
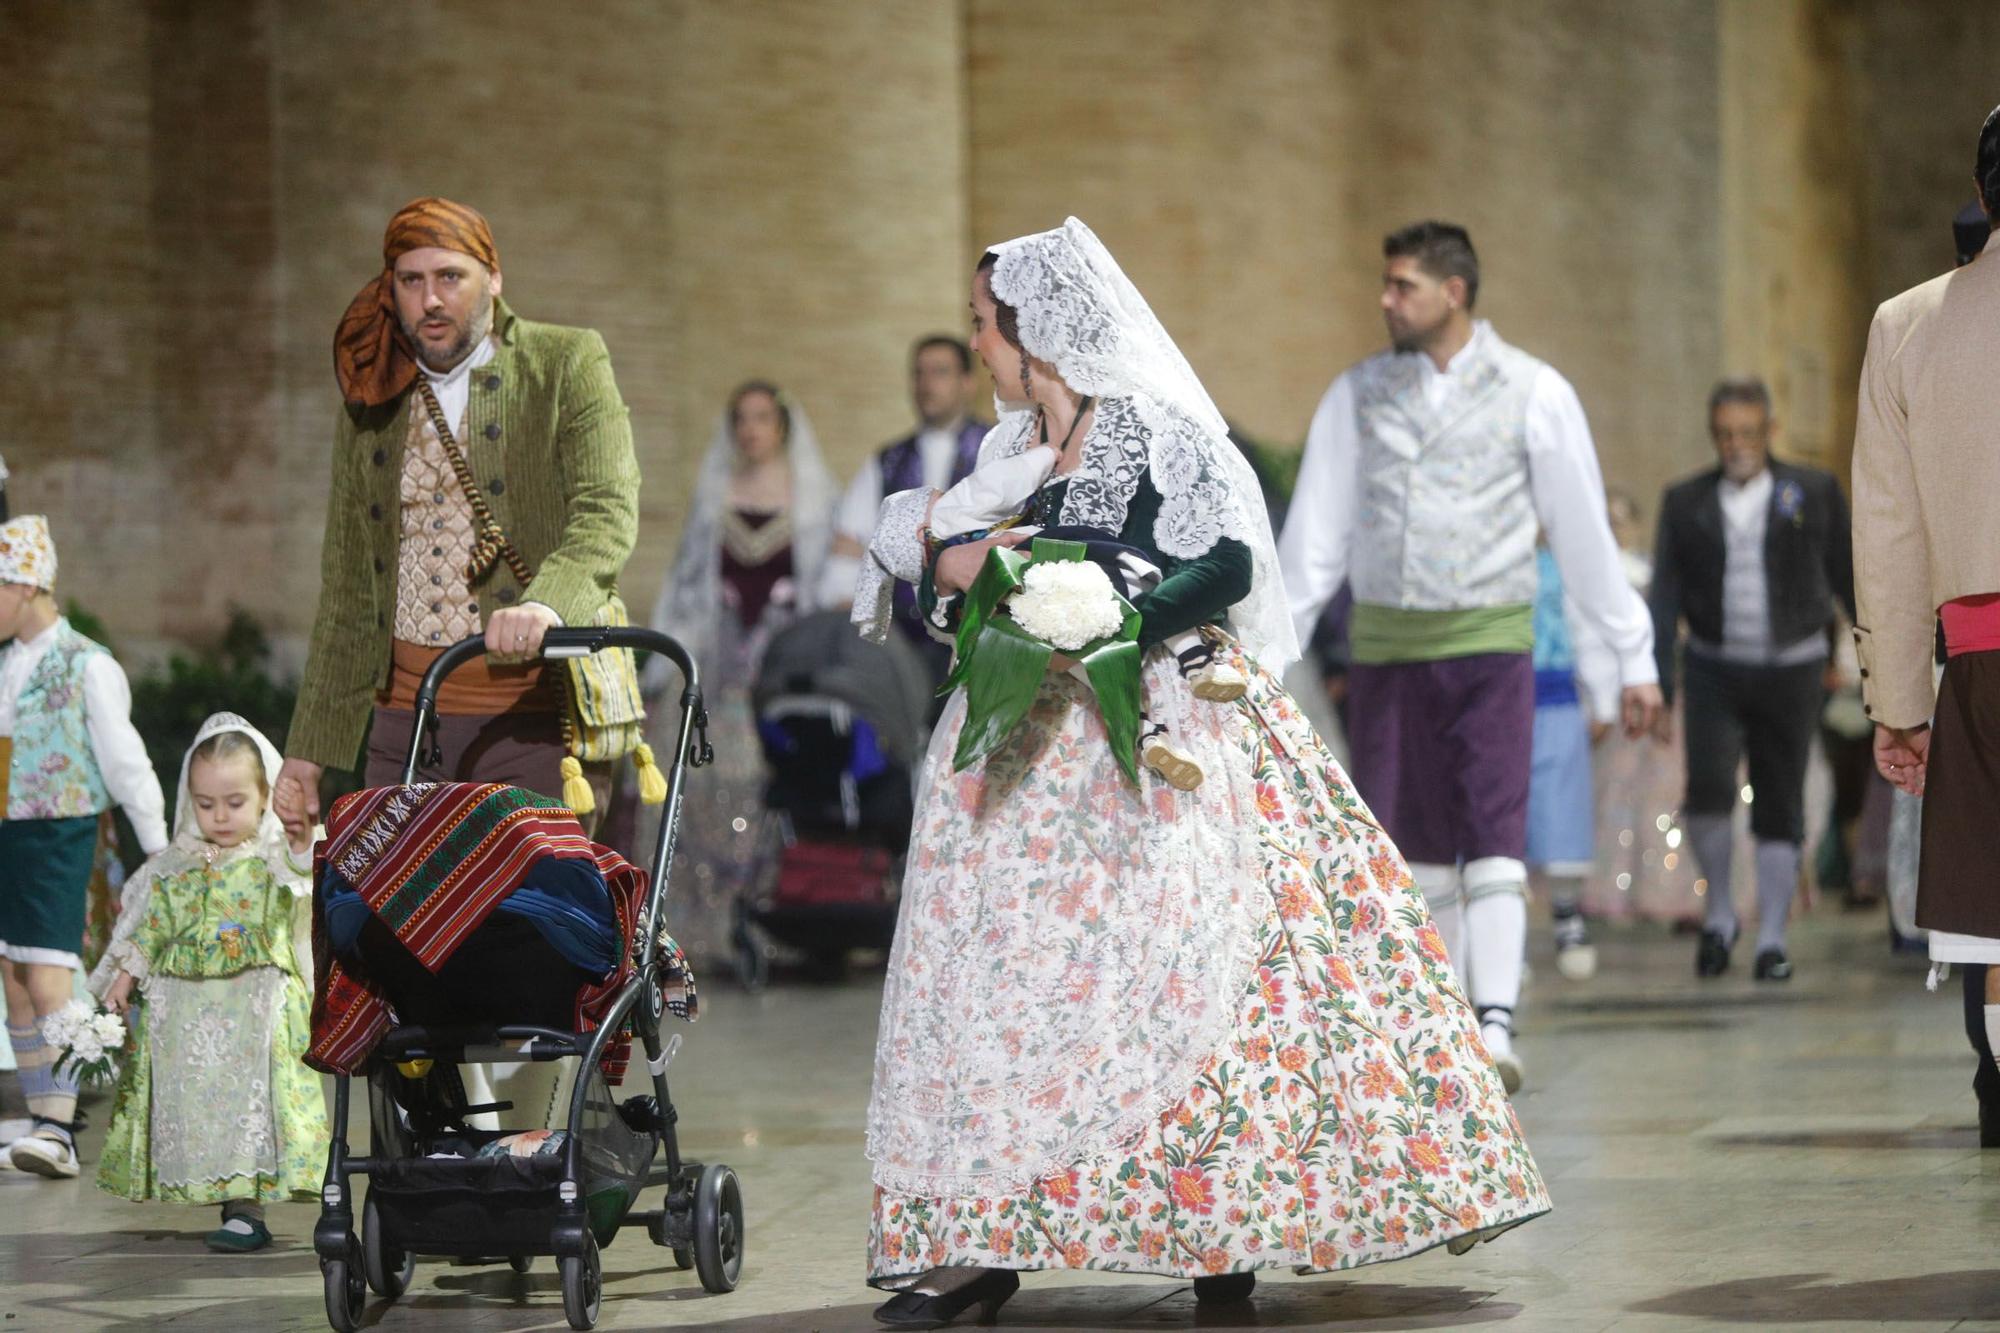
[189,730,269,797]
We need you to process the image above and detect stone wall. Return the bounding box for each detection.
[2,0,1994,670]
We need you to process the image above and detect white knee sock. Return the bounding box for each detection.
[1410,862,1464,978]
[1464,857,1529,1049]
[1752,839,1800,954]
[1688,813,1736,941]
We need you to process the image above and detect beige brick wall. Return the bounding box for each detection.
[2,0,1993,666]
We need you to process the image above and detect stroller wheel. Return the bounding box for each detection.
[363,1194,414,1299]
[672,1246,695,1271]
[560,1233,602,1330]
[693,1163,745,1293]
[508,1254,534,1274]
[321,1244,366,1333]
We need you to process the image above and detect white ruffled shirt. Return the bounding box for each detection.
[0,618,168,854]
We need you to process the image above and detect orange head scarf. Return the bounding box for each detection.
[334,197,501,409]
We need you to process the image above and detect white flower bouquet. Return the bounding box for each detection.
[946,537,1144,782]
[40,997,127,1087]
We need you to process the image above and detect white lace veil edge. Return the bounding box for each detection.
[649,389,838,680]
[983,218,1299,669]
[174,712,288,849]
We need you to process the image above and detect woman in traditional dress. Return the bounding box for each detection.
[647,382,834,964]
[861,219,1548,1328]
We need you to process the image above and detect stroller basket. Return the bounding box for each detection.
[366,1066,650,1255]
[312,627,744,1333]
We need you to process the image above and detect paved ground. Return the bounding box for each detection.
[4,908,1997,1331]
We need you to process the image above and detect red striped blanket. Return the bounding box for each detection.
[306,782,649,1078]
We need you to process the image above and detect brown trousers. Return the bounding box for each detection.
[1917,652,2000,939]
[363,707,612,833]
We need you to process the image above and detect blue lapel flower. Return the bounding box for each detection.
[1775,479,1805,526]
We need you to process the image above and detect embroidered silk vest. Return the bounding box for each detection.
[1349,331,1542,613]
[7,622,113,820]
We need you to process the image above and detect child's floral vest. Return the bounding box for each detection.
[7,621,114,820]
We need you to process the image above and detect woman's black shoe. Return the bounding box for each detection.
[1193,1272,1256,1304]
[874,1269,1019,1329]
[1696,929,1732,977]
[1753,948,1793,981]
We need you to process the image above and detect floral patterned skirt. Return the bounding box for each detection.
[97,967,328,1205]
[868,643,1550,1281]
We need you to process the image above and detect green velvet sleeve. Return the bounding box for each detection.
[1133,537,1253,647]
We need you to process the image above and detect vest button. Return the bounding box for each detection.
[485,376,500,391]
[373,557,384,574]
[488,479,504,496]
[497,588,517,605]
[372,448,386,466]
[484,424,501,441]
[369,503,382,521]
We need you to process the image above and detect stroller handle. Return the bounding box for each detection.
[401,628,707,974]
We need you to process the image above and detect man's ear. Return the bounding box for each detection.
[1444,274,1470,311]
[489,265,504,298]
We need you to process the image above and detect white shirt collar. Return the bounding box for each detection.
[1720,466,1773,498]
[418,334,497,390]
[1411,319,1493,380]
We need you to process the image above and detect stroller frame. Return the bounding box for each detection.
[313,627,739,1331]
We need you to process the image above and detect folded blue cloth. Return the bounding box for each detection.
[318,854,619,977]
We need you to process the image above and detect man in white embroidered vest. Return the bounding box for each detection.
[0,516,168,1177]
[273,197,639,839]
[1278,221,1660,1092]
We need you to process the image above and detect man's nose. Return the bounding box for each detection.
[1379,290,1396,311]
[423,284,444,311]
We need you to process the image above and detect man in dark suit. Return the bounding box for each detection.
[1651,377,1855,981]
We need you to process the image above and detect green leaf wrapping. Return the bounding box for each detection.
[946,538,1144,783]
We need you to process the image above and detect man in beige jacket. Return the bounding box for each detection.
[1852,104,2000,1142]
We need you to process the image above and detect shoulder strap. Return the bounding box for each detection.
[411,377,535,589]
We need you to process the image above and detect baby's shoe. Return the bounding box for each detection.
[1177,642,1246,703]
[1140,723,1204,791]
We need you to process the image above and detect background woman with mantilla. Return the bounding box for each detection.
[862,218,1549,1328]
[646,381,834,967]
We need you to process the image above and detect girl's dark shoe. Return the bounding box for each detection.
[1193,1272,1256,1304]
[1753,948,1794,981]
[873,1268,1019,1329]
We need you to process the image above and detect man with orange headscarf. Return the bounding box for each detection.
[274,198,639,840]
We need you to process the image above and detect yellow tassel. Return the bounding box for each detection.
[561,755,596,815]
[633,743,669,806]
[396,1059,433,1079]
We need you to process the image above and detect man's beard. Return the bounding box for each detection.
[404,286,494,371]
[1387,314,1444,355]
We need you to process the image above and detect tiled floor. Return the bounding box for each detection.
[4,910,1996,1331]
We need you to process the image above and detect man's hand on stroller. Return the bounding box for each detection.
[275,758,323,842]
[486,603,561,664]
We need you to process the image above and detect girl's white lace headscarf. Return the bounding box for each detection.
[175,711,286,847]
[982,217,1299,669]
[649,390,837,678]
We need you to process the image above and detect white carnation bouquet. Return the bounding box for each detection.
[947,537,1145,783]
[40,997,127,1086]
[1007,558,1126,652]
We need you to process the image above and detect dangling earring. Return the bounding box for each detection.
[1018,355,1032,404]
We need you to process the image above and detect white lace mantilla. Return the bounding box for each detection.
[984,218,1298,668]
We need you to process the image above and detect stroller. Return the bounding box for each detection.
[310,628,739,1331]
[739,611,932,987]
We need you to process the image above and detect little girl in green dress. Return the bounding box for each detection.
[88,713,328,1253]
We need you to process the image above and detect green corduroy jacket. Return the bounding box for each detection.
[287,298,639,769]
